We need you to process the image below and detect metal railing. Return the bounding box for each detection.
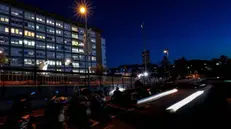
[0,67,135,88]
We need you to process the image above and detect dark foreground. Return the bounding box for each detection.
[1,79,231,129]
[93,80,231,129]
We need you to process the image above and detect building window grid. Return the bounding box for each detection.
[0,4,97,71]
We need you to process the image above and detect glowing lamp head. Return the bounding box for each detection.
[143,72,148,77]
[163,50,168,54]
[79,6,87,14]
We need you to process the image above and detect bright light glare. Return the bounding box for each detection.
[163,50,168,54]
[166,90,204,112]
[143,72,148,77]
[137,74,143,78]
[79,6,86,14]
[0,50,3,54]
[109,87,126,96]
[217,76,220,79]
[137,89,178,105]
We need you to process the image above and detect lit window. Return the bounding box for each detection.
[72,62,79,68]
[24,30,35,37]
[11,28,23,36]
[72,48,79,53]
[24,40,35,47]
[11,8,23,18]
[11,38,23,46]
[36,15,45,23]
[56,29,62,35]
[72,40,78,46]
[11,28,15,33]
[0,14,9,23]
[46,19,55,25]
[5,27,9,33]
[72,25,78,32]
[72,33,78,39]
[56,61,62,66]
[73,69,79,73]
[79,48,84,53]
[92,56,96,61]
[56,21,63,28]
[47,60,55,65]
[24,59,35,66]
[36,33,45,40]
[47,43,55,50]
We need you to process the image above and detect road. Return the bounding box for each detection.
[93,83,231,129]
[2,79,231,129]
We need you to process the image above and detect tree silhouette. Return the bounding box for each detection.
[174,57,188,77]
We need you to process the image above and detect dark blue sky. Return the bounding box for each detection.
[19,0,231,67]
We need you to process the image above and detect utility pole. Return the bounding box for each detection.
[141,22,147,72]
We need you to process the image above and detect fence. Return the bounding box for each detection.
[0,67,136,99]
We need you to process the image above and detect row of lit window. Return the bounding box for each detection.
[0,4,97,36]
[2,27,94,42]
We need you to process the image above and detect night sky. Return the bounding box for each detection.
[18,0,231,67]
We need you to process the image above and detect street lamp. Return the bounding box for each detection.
[141,22,147,72]
[163,49,170,76]
[77,3,91,88]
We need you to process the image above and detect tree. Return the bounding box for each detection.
[174,57,188,77]
[159,56,170,76]
[0,52,8,66]
[95,63,106,74]
[219,55,228,65]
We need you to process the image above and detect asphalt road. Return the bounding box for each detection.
[93,84,231,129]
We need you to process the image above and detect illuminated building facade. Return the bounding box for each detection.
[0,0,103,73]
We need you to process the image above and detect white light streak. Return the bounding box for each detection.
[166,90,204,112]
[137,89,178,105]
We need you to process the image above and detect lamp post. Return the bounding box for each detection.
[141,22,147,72]
[78,5,90,88]
[163,50,170,76]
